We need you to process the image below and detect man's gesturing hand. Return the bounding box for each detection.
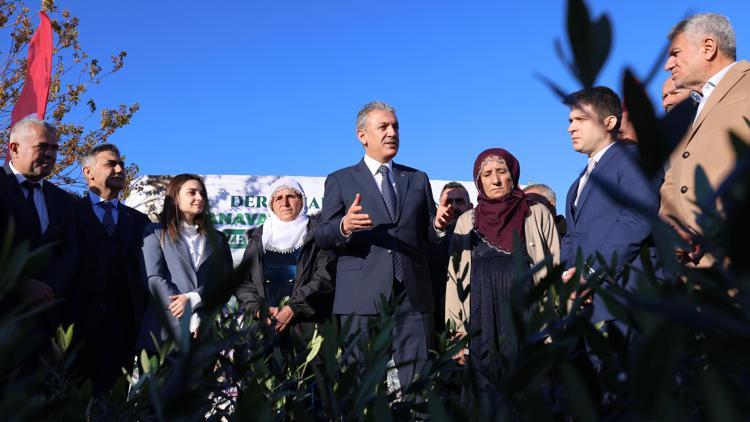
[342,193,374,235]
[434,190,455,230]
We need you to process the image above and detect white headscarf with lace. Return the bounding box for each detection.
[261,177,309,253]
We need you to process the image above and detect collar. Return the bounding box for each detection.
[701,62,737,99]
[363,154,393,176]
[589,141,616,163]
[8,161,45,188]
[88,190,120,208]
[180,220,201,237]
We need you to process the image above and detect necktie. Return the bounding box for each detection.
[98,201,116,236]
[377,165,404,282]
[21,180,42,238]
[574,158,596,207]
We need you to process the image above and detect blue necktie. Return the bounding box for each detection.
[21,180,41,238]
[377,165,404,282]
[98,201,116,236]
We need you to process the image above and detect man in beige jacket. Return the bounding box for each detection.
[661,13,750,266]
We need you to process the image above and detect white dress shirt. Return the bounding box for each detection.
[695,62,737,124]
[339,155,397,237]
[363,153,397,194]
[9,161,49,234]
[574,142,616,206]
[340,154,445,237]
[589,141,615,165]
[180,222,205,332]
[88,191,119,224]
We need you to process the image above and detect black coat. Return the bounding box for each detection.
[235,214,335,324]
[0,163,80,369]
[315,161,440,315]
[70,197,150,333]
[68,195,151,392]
[0,164,79,298]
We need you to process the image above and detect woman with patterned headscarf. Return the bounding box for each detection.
[445,148,560,383]
[235,177,335,334]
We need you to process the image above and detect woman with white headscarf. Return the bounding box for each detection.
[235,177,335,333]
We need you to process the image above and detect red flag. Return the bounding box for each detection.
[5,11,53,161]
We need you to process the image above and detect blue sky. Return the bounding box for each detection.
[62,0,749,211]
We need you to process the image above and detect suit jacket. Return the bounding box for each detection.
[235,214,335,324]
[315,159,440,315]
[0,163,79,314]
[660,60,750,243]
[137,223,233,350]
[70,196,151,346]
[561,142,659,288]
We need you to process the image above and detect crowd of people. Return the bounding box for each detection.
[0,12,748,399]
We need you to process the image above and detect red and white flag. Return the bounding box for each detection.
[5,11,53,162]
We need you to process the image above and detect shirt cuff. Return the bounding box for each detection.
[189,313,201,333]
[339,217,352,239]
[185,291,202,310]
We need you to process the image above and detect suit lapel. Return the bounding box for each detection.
[353,160,390,223]
[568,172,584,223]
[118,203,134,250]
[393,164,410,222]
[196,231,214,270]
[0,164,41,242]
[79,197,106,244]
[686,61,750,145]
[574,143,619,218]
[174,235,197,273]
[41,182,57,236]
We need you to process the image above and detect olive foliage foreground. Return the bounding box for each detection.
[1,0,750,420]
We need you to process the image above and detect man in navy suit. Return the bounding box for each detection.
[560,87,659,326]
[316,101,453,389]
[0,117,79,368]
[69,143,151,393]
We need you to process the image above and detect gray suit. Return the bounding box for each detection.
[137,223,233,351]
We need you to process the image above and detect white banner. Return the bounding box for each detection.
[126,175,478,265]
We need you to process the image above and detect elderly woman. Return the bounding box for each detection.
[445,148,560,372]
[235,177,334,334]
[139,174,233,350]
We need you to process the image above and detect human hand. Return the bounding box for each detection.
[168,294,189,318]
[342,193,373,235]
[562,267,592,307]
[451,332,467,365]
[434,190,455,230]
[676,242,704,265]
[274,305,294,332]
[19,279,55,306]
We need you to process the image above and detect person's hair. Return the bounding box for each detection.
[565,86,622,134]
[80,143,121,168]
[668,13,736,60]
[159,174,209,242]
[9,116,57,145]
[356,101,396,130]
[441,181,469,198]
[523,183,556,204]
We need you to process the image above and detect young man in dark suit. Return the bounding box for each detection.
[561,87,660,327]
[316,101,453,389]
[0,117,79,368]
[69,143,151,393]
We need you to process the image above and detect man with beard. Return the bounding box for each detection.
[428,182,473,333]
[69,143,150,393]
[0,117,79,367]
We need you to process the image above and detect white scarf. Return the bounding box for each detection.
[261,177,309,253]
